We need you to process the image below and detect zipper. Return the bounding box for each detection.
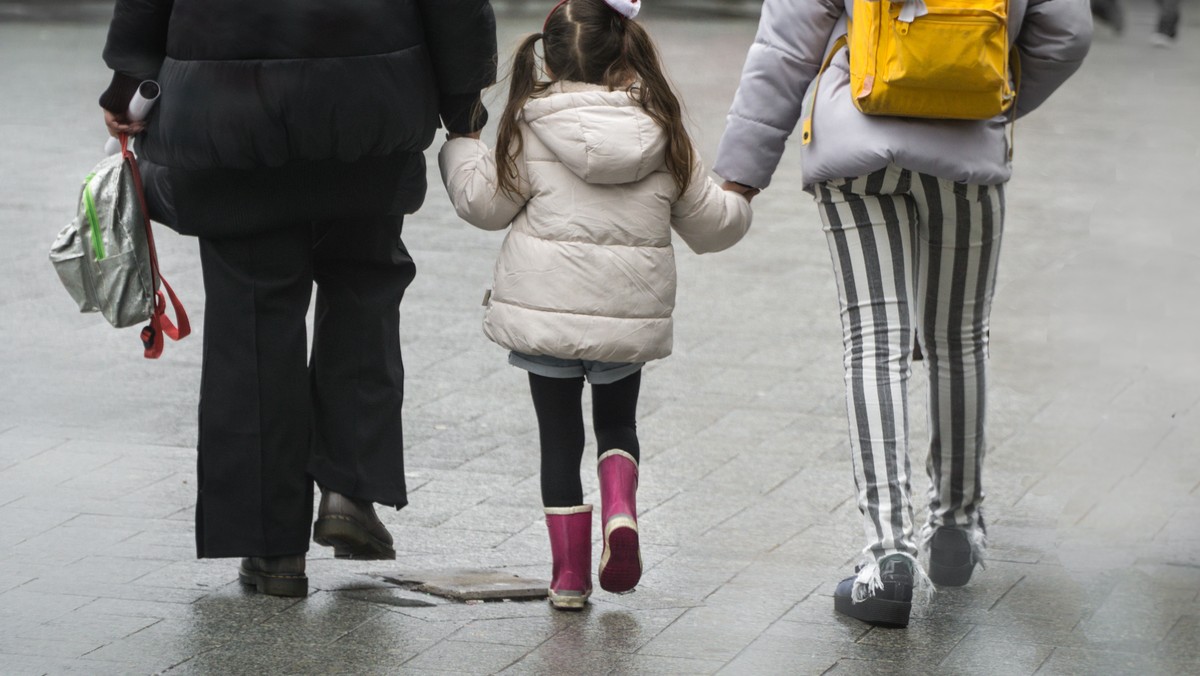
[83,173,106,260]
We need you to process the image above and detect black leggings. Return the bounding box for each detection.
[529,371,641,508]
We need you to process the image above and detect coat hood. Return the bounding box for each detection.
[522,81,667,185]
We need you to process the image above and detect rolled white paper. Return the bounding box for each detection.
[126,80,160,122]
[104,80,160,155]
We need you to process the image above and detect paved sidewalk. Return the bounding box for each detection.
[2,3,1199,675]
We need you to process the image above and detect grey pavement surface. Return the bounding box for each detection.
[2,2,1199,674]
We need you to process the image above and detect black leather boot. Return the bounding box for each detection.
[238,555,307,597]
[313,490,396,560]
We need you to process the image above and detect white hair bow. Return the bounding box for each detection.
[604,0,640,20]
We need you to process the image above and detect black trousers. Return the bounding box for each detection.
[1090,0,1125,31]
[195,217,415,558]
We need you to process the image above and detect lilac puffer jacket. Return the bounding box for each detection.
[715,0,1093,190]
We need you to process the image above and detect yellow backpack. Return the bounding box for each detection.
[803,0,1019,145]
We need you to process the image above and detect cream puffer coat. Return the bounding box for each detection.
[439,81,752,363]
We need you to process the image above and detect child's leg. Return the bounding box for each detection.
[528,373,586,507]
[819,168,937,628]
[817,170,920,566]
[591,370,641,460]
[528,372,592,609]
[910,175,1004,585]
[592,370,642,593]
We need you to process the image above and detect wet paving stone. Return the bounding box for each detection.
[3,3,1200,675]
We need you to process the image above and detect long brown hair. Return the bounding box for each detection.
[494,0,695,196]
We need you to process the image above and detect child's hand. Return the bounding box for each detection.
[447,131,482,141]
[721,180,760,202]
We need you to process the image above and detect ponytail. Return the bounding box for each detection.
[620,22,694,194]
[506,1,695,195]
[495,33,545,197]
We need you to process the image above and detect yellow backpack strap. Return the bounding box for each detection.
[1007,49,1021,160]
[802,35,848,147]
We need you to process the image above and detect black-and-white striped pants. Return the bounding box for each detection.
[816,165,1004,561]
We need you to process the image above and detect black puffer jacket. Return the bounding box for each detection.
[100,0,496,232]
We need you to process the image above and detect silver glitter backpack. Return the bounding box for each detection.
[49,135,189,358]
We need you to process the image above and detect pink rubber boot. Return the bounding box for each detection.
[598,449,641,593]
[545,505,593,610]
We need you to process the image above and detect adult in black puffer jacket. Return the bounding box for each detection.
[99,0,497,597]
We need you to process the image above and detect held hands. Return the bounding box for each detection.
[721,180,760,202]
[103,108,146,138]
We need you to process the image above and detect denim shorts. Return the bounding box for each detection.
[508,351,643,385]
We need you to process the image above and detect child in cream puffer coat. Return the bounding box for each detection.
[439,0,751,610]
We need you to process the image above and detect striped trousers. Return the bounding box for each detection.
[816,165,1004,563]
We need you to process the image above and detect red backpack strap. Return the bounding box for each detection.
[121,134,192,358]
[156,275,190,341]
[140,279,190,359]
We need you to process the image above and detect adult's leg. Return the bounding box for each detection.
[529,373,587,508]
[909,175,1004,551]
[817,166,921,561]
[1156,0,1181,38]
[307,216,416,507]
[1091,0,1125,32]
[196,226,314,558]
[591,370,641,461]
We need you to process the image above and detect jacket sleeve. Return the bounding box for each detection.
[713,0,843,190]
[100,0,174,112]
[438,137,529,232]
[1014,0,1093,117]
[416,0,498,133]
[670,157,753,255]
[99,0,173,113]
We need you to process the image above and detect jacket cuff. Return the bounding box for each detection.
[98,72,141,114]
[440,93,488,134]
[713,117,785,190]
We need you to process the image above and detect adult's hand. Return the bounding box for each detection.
[103,108,146,138]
